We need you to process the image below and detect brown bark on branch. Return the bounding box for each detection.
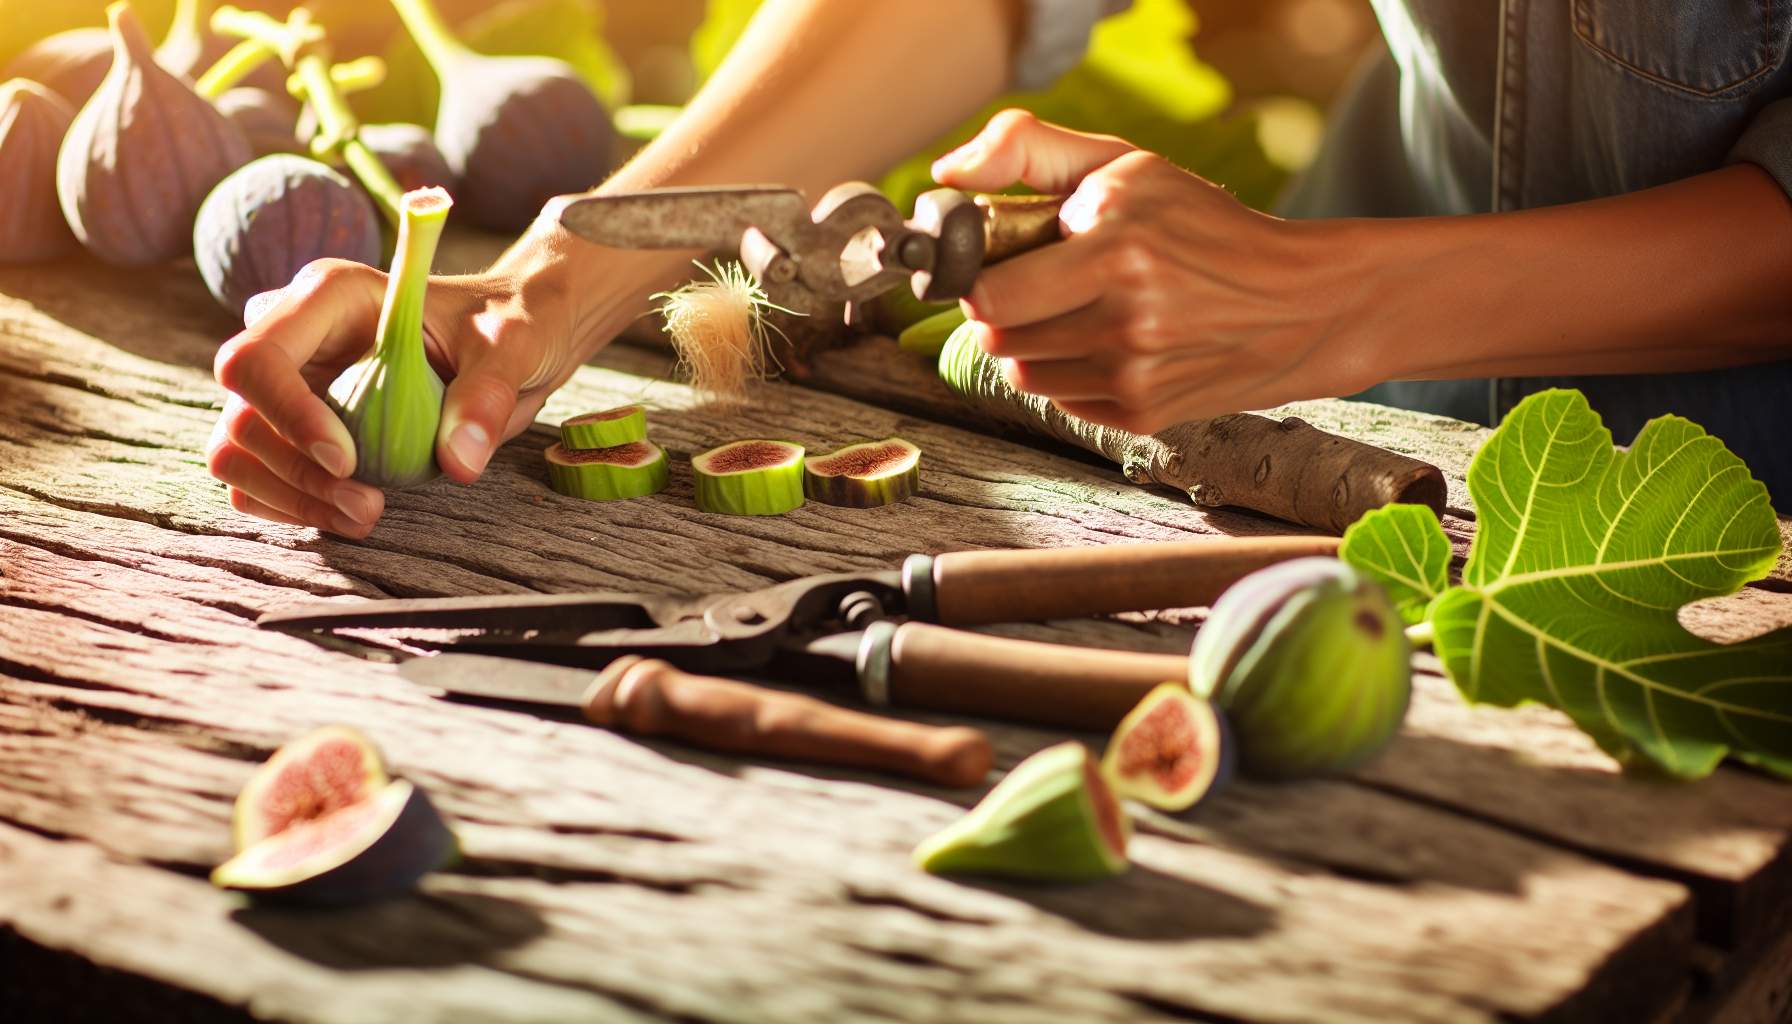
[941,339,1447,534]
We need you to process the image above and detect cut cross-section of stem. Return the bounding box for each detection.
[560,405,647,450]
[545,441,669,501]
[326,187,452,490]
[692,439,805,516]
[802,437,921,508]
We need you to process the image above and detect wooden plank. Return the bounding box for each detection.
[3,259,1789,1020]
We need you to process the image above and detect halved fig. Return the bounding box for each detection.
[545,440,668,501]
[232,724,388,850]
[692,439,805,516]
[560,404,647,450]
[1100,683,1233,811]
[913,741,1129,882]
[802,437,921,508]
[212,779,458,906]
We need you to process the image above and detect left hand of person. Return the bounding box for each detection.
[932,109,1381,434]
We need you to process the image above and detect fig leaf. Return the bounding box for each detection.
[1337,503,1449,626]
[1342,389,1791,779]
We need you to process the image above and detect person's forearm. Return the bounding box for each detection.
[513,0,1022,354]
[1338,163,1792,381]
[610,0,1021,195]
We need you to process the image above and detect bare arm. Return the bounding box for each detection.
[936,113,1792,434]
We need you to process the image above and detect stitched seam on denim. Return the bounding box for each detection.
[1570,0,1785,98]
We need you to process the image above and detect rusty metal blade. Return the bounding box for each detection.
[400,653,595,707]
[555,186,809,250]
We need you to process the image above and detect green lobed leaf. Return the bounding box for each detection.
[1339,504,1452,626]
[1433,389,1790,778]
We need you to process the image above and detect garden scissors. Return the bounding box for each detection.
[260,536,1335,732]
[554,183,1068,356]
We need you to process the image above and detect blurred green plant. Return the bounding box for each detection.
[355,0,629,127]
[689,0,1289,211]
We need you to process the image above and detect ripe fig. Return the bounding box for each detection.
[57,1,252,267]
[1,28,113,107]
[692,439,806,516]
[1190,558,1412,780]
[391,0,612,231]
[0,80,78,263]
[327,187,453,489]
[1100,683,1234,811]
[231,724,388,850]
[802,437,921,508]
[214,87,300,156]
[545,440,669,501]
[194,154,382,318]
[355,122,456,193]
[212,779,459,906]
[560,404,647,450]
[914,741,1130,882]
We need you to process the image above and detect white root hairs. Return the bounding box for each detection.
[653,261,785,407]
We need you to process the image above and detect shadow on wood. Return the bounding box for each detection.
[230,889,549,970]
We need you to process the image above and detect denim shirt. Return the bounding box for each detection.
[1278,1,1792,506]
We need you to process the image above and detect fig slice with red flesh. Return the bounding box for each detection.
[802,437,921,508]
[1100,683,1234,812]
[212,779,459,906]
[560,404,647,450]
[232,724,388,851]
[692,439,805,515]
[545,440,668,501]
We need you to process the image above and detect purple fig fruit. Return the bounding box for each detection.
[1,28,113,108]
[57,1,253,267]
[214,87,300,157]
[391,0,611,232]
[194,154,382,318]
[0,79,78,263]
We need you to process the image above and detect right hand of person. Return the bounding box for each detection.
[205,229,654,538]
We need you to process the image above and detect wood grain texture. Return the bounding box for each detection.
[2,256,1790,1024]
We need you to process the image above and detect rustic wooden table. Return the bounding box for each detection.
[3,249,1791,1024]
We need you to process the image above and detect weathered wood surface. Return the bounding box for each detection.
[2,257,1791,1024]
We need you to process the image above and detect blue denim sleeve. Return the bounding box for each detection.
[1727,97,1792,199]
[1013,0,1132,90]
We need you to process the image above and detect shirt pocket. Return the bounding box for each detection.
[1571,0,1789,98]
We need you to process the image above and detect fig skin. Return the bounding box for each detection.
[434,53,612,232]
[0,79,78,263]
[357,122,458,193]
[194,154,382,318]
[1,28,113,108]
[214,87,301,157]
[57,2,253,268]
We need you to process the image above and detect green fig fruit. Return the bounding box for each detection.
[914,741,1130,882]
[326,186,451,490]
[1190,557,1411,780]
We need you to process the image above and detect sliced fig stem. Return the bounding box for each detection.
[378,191,450,360]
[388,0,474,76]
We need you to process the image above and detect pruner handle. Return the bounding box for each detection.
[906,191,1068,301]
[583,656,993,788]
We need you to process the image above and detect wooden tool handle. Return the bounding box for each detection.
[978,193,1067,263]
[929,535,1340,626]
[583,656,993,787]
[884,623,1188,730]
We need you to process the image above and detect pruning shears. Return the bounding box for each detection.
[553,183,1069,358]
[260,537,1336,786]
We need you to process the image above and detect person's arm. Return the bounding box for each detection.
[934,112,1792,434]
[207,0,1030,537]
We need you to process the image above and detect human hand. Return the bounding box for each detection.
[932,110,1376,434]
[206,230,654,538]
